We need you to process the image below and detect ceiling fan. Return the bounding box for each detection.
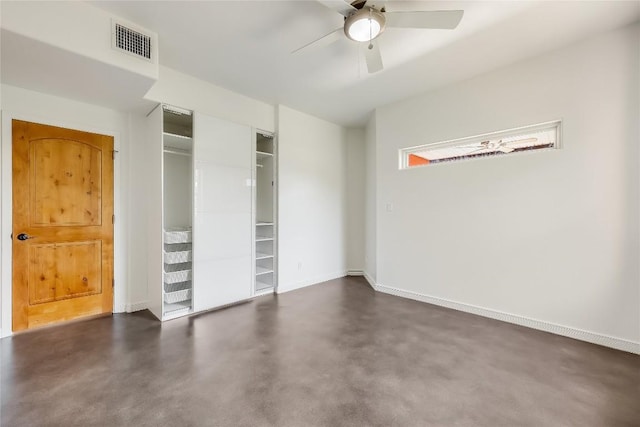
[292,0,465,74]
[467,138,539,155]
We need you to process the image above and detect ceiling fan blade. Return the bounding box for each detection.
[385,10,464,29]
[292,28,343,54]
[504,137,538,146]
[467,147,488,155]
[364,42,383,74]
[316,0,357,17]
[364,0,387,10]
[497,146,515,153]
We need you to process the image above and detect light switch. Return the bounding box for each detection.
[386,203,393,212]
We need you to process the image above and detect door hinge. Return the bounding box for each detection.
[112,214,115,224]
[112,279,115,288]
[112,150,119,160]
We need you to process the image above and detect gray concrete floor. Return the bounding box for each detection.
[2,276,639,426]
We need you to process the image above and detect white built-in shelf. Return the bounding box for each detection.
[256,236,274,242]
[256,266,274,276]
[256,252,274,260]
[256,222,273,226]
[256,151,273,159]
[256,280,273,292]
[163,131,191,141]
[163,300,192,318]
[163,308,191,320]
[163,132,193,152]
[163,148,191,157]
[254,287,273,296]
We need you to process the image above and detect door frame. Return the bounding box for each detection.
[1,111,124,337]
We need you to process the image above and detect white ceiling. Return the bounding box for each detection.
[90,1,638,127]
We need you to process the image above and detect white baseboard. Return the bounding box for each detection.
[363,271,376,289]
[125,301,149,313]
[277,270,347,294]
[374,283,640,355]
[347,269,364,276]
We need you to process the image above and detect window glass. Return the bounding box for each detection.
[400,121,561,169]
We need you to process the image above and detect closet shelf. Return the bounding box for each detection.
[164,269,192,284]
[164,249,192,264]
[163,132,193,152]
[256,252,273,260]
[256,222,273,226]
[164,148,191,157]
[164,288,192,304]
[164,228,192,244]
[256,151,273,159]
[163,131,192,139]
[256,280,273,292]
[164,281,192,293]
[163,301,191,318]
[256,236,273,242]
[256,266,274,276]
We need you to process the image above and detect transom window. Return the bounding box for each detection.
[400,120,561,169]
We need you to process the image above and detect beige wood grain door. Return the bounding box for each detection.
[12,120,114,332]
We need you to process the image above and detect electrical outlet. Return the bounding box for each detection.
[297,262,302,270]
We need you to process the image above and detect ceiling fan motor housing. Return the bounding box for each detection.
[344,7,386,42]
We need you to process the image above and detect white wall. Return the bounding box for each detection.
[163,153,192,229]
[0,84,131,336]
[0,0,157,79]
[364,112,377,283]
[346,128,365,273]
[0,1,158,111]
[373,23,639,351]
[146,66,274,133]
[276,105,348,292]
[126,113,150,311]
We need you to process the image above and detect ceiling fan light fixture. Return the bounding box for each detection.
[344,8,385,42]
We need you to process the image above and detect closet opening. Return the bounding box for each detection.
[255,131,277,294]
[162,105,193,318]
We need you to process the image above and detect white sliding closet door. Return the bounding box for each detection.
[146,105,164,320]
[193,113,253,311]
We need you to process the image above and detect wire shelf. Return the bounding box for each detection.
[163,301,191,317]
[164,249,192,264]
[164,228,192,244]
[164,281,192,293]
[164,268,192,284]
[164,288,192,304]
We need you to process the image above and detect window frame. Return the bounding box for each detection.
[399,120,562,170]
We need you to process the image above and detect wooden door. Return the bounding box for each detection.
[12,120,114,332]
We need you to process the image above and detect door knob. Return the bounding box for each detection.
[17,233,32,241]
